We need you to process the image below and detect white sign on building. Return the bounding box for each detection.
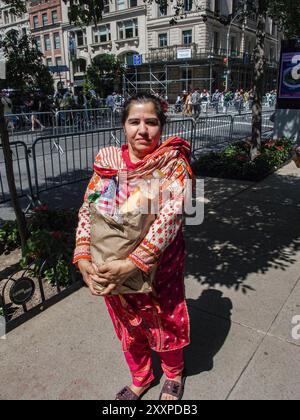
[177,48,192,60]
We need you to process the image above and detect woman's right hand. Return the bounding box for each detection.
[77,260,102,296]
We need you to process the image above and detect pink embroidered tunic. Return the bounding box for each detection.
[74,139,191,353]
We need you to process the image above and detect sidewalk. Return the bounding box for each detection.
[0,162,299,400]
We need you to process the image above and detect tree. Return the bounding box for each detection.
[239,0,299,159]
[0,30,54,252]
[0,30,54,94]
[85,54,124,97]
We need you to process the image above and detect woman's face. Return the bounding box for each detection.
[124,101,162,160]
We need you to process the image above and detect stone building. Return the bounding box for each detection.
[28,0,68,90]
[125,0,281,101]
[61,0,148,90]
[0,0,29,39]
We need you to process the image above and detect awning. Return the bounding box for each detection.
[48,65,69,73]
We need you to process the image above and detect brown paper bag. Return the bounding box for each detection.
[90,203,156,295]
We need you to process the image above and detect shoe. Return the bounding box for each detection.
[159,376,186,400]
[115,383,152,400]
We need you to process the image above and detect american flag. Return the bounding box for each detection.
[96,177,117,215]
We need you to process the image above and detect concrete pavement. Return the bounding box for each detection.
[0,161,299,400]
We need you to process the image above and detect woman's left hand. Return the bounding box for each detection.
[91,259,139,296]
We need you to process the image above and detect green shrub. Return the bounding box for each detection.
[192,138,294,181]
[0,221,21,252]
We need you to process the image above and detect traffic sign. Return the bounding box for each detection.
[133,55,142,66]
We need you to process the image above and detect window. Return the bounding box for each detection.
[4,11,9,24]
[230,37,237,55]
[44,34,51,51]
[104,0,110,13]
[184,0,193,12]
[46,58,52,67]
[10,12,16,23]
[22,27,27,36]
[118,19,138,39]
[35,36,42,51]
[182,30,192,46]
[93,25,111,43]
[213,31,220,53]
[232,0,238,14]
[33,15,39,28]
[214,0,221,14]
[75,59,87,73]
[55,56,62,66]
[54,32,61,49]
[42,13,48,26]
[100,25,111,42]
[51,10,58,24]
[117,0,126,10]
[129,0,137,6]
[76,30,86,46]
[158,33,168,48]
[272,22,276,36]
[159,4,167,16]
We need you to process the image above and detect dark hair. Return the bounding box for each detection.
[121,93,167,128]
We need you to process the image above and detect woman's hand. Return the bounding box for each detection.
[91,259,139,296]
[77,259,103,296]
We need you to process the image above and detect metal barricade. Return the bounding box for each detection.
[0,141,35,210]
[55,108,113,134]
[162,118,194,143]
[192,115,233,157]
[232,110,274,141]
[32,127,123,200]
[5,112,55,145]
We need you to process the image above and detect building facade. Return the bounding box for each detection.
[126,0,281,100]
[0,0,29,40]
[61,0,148,90]
[28,0,68,89]
[0,0,281,98]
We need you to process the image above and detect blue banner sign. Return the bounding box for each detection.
[279,52,300,99]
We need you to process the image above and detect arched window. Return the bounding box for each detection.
[118,51,137,66]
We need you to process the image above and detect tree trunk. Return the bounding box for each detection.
[0,102,28,253]
[251,0,267,161]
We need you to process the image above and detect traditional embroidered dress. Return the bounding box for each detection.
[74,137,193,386]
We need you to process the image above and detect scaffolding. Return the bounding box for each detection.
[123,63,213,101]
[123,60,278,101]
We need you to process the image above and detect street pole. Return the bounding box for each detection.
[208,55,213,96]
[225,21,233,91]
[225,8,245,91]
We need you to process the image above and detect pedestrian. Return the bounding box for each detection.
[28,94,45,131]
[212,89,221,114]
[184,91,193,116]
[74,93,193,400]
[223,90,232,114]
[191,88,201,119]
[106,92,116,112]
[200,89,209,113]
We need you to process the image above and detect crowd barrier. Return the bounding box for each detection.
[0,111,275,206]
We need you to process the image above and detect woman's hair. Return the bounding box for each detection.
[121,93,167,128]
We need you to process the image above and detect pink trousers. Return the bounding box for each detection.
[124,343,184,387]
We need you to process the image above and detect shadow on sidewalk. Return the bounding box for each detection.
[184,172,300,294]
[151,290,232,382]
[185,289,232,377]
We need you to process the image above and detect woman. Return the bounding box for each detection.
[74,93,193,400]
[183,92,193,117]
